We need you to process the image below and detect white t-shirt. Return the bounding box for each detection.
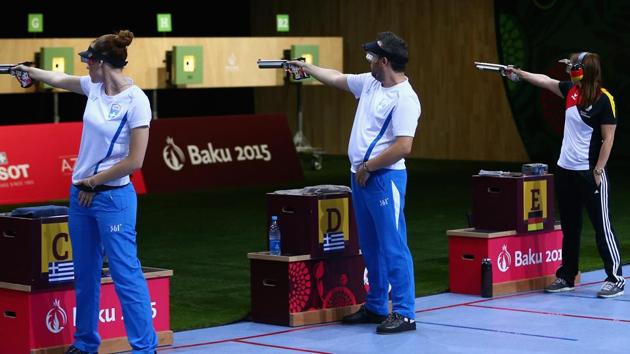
[346,73,421,172]
[72,76,151,186]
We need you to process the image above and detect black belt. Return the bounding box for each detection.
[73,183,128,192]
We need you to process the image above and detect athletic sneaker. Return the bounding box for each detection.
[597,281,624,298]
[64,345,96,354]
[376,312,416,334]
[342,305,386,324]
[544,278,575,293]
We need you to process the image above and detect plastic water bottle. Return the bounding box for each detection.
[481,258,493,298]
[269,215,281,256]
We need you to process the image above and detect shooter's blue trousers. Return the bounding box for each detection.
[351,169,416,319]
[69,184,157,353]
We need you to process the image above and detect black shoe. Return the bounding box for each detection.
[342,305,386,324]
[544,278,575,293]
[376,312,416,334]
[65,345,96,354]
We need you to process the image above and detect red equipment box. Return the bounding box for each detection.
[447,226,576,296]
[472,174,555,233]
[0,215,74,290]
[248,252,366,326]
[0,267,173,354]
[266,189,359,258]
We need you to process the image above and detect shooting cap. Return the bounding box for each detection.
[362,40,408,64]
[78,45,127,68]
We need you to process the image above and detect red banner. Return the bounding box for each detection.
[141,114,303,193]
[489,230,562,282]
[0,114,301,205]
[448,229,563,295]
[0,276,170,352]
[0,123,146,205]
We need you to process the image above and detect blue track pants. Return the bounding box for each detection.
[68,184,157,353]
[351,169,415,319]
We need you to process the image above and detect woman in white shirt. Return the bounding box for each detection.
[13,30,157,354]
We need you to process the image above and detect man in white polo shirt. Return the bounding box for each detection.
[289,31,421,334]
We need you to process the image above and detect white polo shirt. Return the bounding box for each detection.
[346,73,421,172]
[72,76,151,186]
[557,81,616,170]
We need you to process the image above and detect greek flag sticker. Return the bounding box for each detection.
[48,261,75,283]
[108,104,122,119]
[323,231,345,253]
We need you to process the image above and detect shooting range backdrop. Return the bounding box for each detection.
[495,0,630,163]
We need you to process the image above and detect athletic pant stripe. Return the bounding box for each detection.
[391,180,401,231]
[600,171,624,286]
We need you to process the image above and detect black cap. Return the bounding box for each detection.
[362,41,384,55]
[362,41,408,64]
[78,46,127,68]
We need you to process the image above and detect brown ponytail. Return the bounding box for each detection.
[571,52,602,108]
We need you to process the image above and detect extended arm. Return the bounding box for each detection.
[289,61,350,92]
[12,64,83,94]
[511,67,563,98]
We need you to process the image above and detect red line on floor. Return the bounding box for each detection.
[234,339,333,353]
[467,303,630,323]
[415,291,541,313]
[159,275,630,351]
[237,322,338,341]
[416,275,630,314]
[158,322,337,351]
[576,275,630,288]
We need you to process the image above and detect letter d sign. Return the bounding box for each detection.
[318,197,350,244]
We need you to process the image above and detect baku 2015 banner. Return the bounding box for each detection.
[0,114,302,205]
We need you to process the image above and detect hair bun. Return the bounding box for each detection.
[115,30,134,47]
